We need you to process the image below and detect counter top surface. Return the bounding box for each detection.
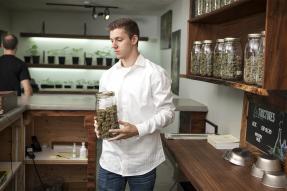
[0,106,26,130]
[173,98,208,112]
[19,94,96,111]
[163,137,284,191]
[18,95,207,112]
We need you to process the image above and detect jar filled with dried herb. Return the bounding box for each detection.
[200,40,213,76]
[96,91,119,139]
[191,41,202,75]
[244,33,261,85]
[256,31,265,86]
[222,37,243,80]
[223,0,232,6]
[205,0,212,13]
[213,39,225,78]
[213,0,221,10]
[200,0,206,15]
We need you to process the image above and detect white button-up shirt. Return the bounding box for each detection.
[99,54,175,176]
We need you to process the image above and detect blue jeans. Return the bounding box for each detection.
[98,165,156,191]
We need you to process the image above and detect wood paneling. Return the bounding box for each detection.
[264,0,287,90]
[179,111,207,133]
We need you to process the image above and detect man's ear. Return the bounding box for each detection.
[131,35,139,45]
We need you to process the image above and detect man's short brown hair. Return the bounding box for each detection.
[3,34,18,50]
[107,18,140,39]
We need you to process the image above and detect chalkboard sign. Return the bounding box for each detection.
[246,102,287,161]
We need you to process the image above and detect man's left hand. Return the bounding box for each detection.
[108,120,139,141]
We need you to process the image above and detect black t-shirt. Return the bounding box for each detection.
[0,55,31,95]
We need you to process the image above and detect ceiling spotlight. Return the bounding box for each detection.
[104,8,110,20]
[92,7,98,19]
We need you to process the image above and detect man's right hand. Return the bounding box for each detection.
[94,116,100,138]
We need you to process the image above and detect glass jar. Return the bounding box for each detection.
[244,33,261,85]
[214,0,221,10]
[96,91,119,139]
[256,31,265,86]
[205,0,212,13]
[213,39,225,78]
[224,0,232,6]
[191,41,202,75]
[222,37,243,80]
[200,40,213,76]
[200,0,206,15]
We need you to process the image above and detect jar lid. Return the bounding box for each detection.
[224,37,240,42]
[248,33,261,38]
[203,40,212,43]
[216,39,224,43]
[193,41,202,45]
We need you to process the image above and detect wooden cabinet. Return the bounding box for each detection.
[0,107,25,191]
[183,0,287,95]
[24,110,95,191]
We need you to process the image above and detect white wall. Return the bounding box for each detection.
[0,7,11,32]
[10,10,160,85]
[160,0,244,138]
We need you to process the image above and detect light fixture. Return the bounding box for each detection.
[104,8,110,20]
[92,7,98,19]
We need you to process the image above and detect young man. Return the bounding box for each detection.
[95,18,175,191]
[0,34,33,96]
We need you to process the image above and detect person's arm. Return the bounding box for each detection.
[135,69,175,137]
[21,79,33,96]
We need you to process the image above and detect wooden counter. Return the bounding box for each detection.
[163,138,285,191]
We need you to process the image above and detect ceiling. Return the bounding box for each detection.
[0,0,175,15]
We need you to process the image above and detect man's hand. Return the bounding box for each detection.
[94,116,100,138]
[108,120,139,141]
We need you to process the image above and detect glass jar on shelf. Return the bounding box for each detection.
[213,0,221,10]
[213,39,225,78]
[223,0,232,6]
[205,0,212,13]
[200,40,213,76]
[256,31,265,86]
[200,0,206,15]
[190,41,202,75]
[244,33,261,85]
[222,37,243,80]
[96,91,119,139]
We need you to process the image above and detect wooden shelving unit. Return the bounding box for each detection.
[185,0,287,94]
[24,110,95,191]
[27,63,111,70]
[25,148,87,165]
[181,74,269,96]
[20,32,149,41]
[0,162,23,191]
[0,107,25,191]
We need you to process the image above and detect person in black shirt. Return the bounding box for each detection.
[0,34,32,96]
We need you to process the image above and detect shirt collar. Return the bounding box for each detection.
[115,54,145,69]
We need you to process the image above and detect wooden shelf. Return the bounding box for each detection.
[27,63,111,70]
[0,162,22,191]
[20,32,149,41]
[25,148,87,165]
[180,74,269,96]
[190,0,266,24]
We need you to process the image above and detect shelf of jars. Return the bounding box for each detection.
[191,0,266,24]
[20,32,149,41]
[187,0,287,91]
[180,74,268,96]
[26,63,111,70]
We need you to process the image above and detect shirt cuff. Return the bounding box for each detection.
[136,123,148,137]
